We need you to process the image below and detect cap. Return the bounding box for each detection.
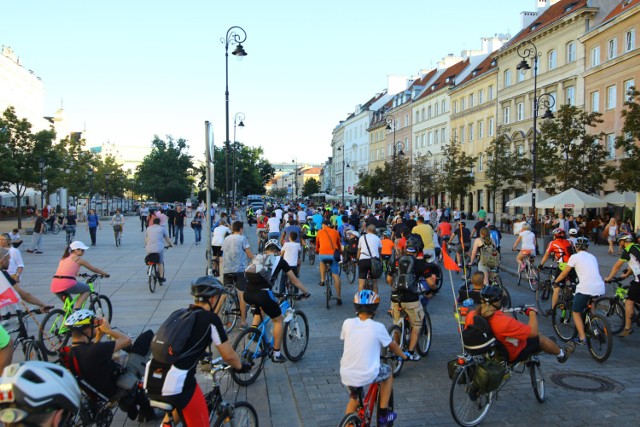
[69,241,89,251]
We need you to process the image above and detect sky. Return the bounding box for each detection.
[1,0,531,165]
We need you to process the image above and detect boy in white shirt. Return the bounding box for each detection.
[278,231,301,294]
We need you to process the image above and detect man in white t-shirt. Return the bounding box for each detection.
[297,208,307,224]
[357,225,382,292]
[554,237,605,346]
[274,207,283,223]
[267,212,281,241]
[212,220,231,260]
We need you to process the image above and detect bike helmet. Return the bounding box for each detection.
[191,276,226,300]
[616,232,634,243]
[264,239,282,251]
[346,230,360,239]
[552,228,566,238]
[0,361,81,423]
[64,309,95,330]
[568,228,578,236]
[353,290,380,314]
[480,286,503,305]
[383,230,391,237]
[575,236,590,251]
[405,236,423,253]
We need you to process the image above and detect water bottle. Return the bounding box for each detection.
[284,307,294,323]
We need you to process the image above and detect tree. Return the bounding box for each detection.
[355,167,387,199]
[0,107,56,228]
[268,188,288,199]
[441,140,477,208]
[412,154,441,206]
[611,87,640,192]
[484,127,527,213]
[302,177,320,197]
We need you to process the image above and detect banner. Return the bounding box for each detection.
[0,273,21,309]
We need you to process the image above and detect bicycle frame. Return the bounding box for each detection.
[245,298,295,357]
[355,382,380,426]
[51,276,102,335]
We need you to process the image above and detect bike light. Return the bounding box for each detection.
[457,358,465,365]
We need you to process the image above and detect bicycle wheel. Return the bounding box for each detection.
[23,340,47,361]
[38,309,69,356]
[386,324,404,377]
[499,285,512,312]
[528,359,545,403]
[90,295,113,323]
[325,271,333,309]
[594,297,624,334]
[283,310,309,362]
[516,263,526,287]
[218,401,259,427]
[416,312,432,357]
[551,302,577,342]
[536,280,553,317]
[231,328,266,386]
[258,238,265,253]
[337,413,362,427]
[51,223,60,235]
[308,251,316,265]
[587,313,613,363]
[450,364,493,427]
[148,265,157,293]
[345,261,356,284]
[219,293,240,334]
[527,267,539,292]
[433,264,443,291]
[301,247,306,262]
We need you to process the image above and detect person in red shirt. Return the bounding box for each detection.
[538,228,576,312]
[316,220,343,304]
[465,286,574,363]
[436,218,452,245]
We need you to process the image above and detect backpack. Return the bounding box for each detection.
[489,229,501,248]
[244,254,280,284]
[462,314,496,355]
[394,255,418,292]
[346,236,359,255]
[479,242,500,269]
[151,308,202,365]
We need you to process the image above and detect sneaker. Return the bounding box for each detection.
[557,341,575,363]
[301,292,311,299]
[158,277,167,283]
[618,328,634,337]
[34,251,43,254]
[337,298,342,306]
[377,411,397,426]
[407,352,421,361]
[319,281,325,287]
[571,337,587,346]
[271,353,286,364]
[25,249,33,253]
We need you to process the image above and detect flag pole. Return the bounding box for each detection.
[443,241,466,352]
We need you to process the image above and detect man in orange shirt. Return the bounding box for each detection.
[316,219,343,304]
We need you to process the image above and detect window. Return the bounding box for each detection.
[469,124,474,142]
[548,50,557,70]
[435,102,440,115]
[624,79,635,101]
[452,128,458,142]
[517,146,525,157]
[469,94,475,107]
[479,89,484,104]
[566,86,575,106]
[435,130,440,144]
[415,111,420,123]
[488,118,495,136]
[421,108,425,121]
[626,29,636,52]
[452,101,457,114]
[591,46,600,67]
[607,134,616,159]
[608,38,617,60]
[591,91,600,113]
[460,98,465,111]
[607,85,617,109]
[548,92,557,112]
[441,127,446,143]
[460,126,465,143]
[488,85,494,100]
[504,70,512,87]
[478,121,484,139]
[503,106,510,124]
[428,106,432,118]
[478,154,484,172]
[405,114,409,127]
[442,100,447,113]
[428,132,434,146]
[566,42,577,63]
[517,102,524,121]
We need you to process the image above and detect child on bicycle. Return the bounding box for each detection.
[457,271,485,306]
[340,290,408,426]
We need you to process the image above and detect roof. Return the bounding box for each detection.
[302,167,322,175]
[604,0,640,21]
[415,59,469,101]
[454,53,498,88]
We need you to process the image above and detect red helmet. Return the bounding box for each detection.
[552,228,565,238]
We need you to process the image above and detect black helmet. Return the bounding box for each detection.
[405,236,423,253]
[480,286,503,305]
[575,236,590,251]
[191,276,225,300]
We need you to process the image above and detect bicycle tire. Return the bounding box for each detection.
[433,264,443,291]
[258,239,265,253]
[308,251,316,265]
[231,328,267,386]
[386,324,404,377]
[417,312,432,357]
[587,313,613,362]
[90,295,113,323]
[594,297,624,334]
[219,293,240,334]
[148,264,158,293]
[528,359,545,403]
[516,263,527,287]
[551,302,577,342]
[345,261,356,284]
[536,280,553,317]
[282,310,309,362]
[337,413,362,427]
[38,309,69,356]
[51,223,60,235]
[528,267,539,292]
[216,401,259,427]
[450,364,493,427]
[23,340,48,362]
[499,285,512,312]
[301,247,306,262]
[325,270,333,309]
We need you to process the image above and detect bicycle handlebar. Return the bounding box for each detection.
[605,277,625,285]
[78,273,109,279]
[502,304,535,314]
[0,306,51,320]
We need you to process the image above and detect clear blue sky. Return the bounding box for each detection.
[1,0,529,164]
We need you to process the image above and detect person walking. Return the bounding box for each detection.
[191,211,204,245]
[604,218,618,255]
[26,209,46,254]
[139,203,149,232]
[86,209,100,246]
[166,205,176,239]
[173,205,187,245]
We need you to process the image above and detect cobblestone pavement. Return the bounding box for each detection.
[5,216,639,426]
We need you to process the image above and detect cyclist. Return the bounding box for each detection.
[468,227,498,285]
[465,286,575,363]
[452,221,472,267]
[412,217,436,260]
[144,277,250,426]
[110,209,125,244]
[145,218,173,283]
[553,236,605,345]
[267,212,281,240]
[512,223,537,271]
[357,224,382,292]
[538,228,576,312]
[488,223,502,253]
[256,210,269,241]
[316,220,343,303]
[340,290,408,426]
[50,241,110,310]
[0,361,81,427]
[604,232,640,336]
[568,228,579,246]
[222,220,254,330]
[457,271,485,306]
[244,240,310,363]
[436,217,452,246]
[300,217,317,249]
[211,219,231,274]
[63,209,77,242]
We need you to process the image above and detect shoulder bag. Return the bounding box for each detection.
[324,229,341,262]
[363,234,383,279]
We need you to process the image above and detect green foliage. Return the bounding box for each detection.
[302,177,320,197]
[268,188,288,199]
[355,167,387,198]
[441,140,477,207]
[412,154,441,206]
[484,127,527,212]
[612,87,640,192]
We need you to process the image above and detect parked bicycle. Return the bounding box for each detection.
[38,273,113,356]
[386,300,432,376]
[1,307,51,362]
[595,277,640,334]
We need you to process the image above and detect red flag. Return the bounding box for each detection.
[442,242,460,272]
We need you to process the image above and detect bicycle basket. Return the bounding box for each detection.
[472,359,506,393]
[144,253,160,265]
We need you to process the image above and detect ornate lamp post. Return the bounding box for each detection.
[336,146,351,207]
[222,26,247,215]
[291,159,298,200]
[38,158,45,209]
[232,112,245,210]
[385,115,405,209]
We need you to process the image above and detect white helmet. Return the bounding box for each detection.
[568,228,578,236]
[265,239,282,251]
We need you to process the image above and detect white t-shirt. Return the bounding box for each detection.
[212,226,231,246]
[519,230,536,251]
[267,217,281,234]
[567,251,605,296]
[340,317,392,387]
[274,209,283,221]
[297,210,307,223]
[358,234,382,260]
[282,241,301,267]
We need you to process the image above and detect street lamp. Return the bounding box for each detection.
[232,112,245,210]
[386,115,405,209]
[291,159,298,200]
[516,40,555,233]
[88,168,94,211]
[105,172,111,216]
[336,146,351,207]
[222,26,247,215]
[38,158,45,209]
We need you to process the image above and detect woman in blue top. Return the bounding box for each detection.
[86,209,101,246]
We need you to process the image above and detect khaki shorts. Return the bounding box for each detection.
[392,300,424,329]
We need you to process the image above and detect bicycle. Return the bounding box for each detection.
[257,231,268,253]
[1,307,51,362]
[535,266,556,317]
[322,259,338,309]
[307,241,316,265]
[552,286,613,362]
[515,251,538,291]
[487,268,512,312]
[45,219,61,234]
[147,246,170,293]
[231,292,309,386]
[216,284,241,334]
[151,355,258,427]
[337,356,397,427]
[342,253,357,284]
[449,306,545,427]
[38,273,113,356]
[65,225,76,245]
[595,277,640,334]
[113,224,122,247]
[386,300,432,376]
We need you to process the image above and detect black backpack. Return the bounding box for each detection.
[394,255,418,292]
[462,314,496,355]
[151,308,204,365]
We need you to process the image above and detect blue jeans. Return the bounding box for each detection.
[194,226,202,243]
[174,225,184,244]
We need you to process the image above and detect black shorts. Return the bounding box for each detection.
[628,280,640,303]
[358,258,372,280]
[223,273,247,292]
[513,336,541,363]
[243,289,281,319]
[211,246,223,257]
